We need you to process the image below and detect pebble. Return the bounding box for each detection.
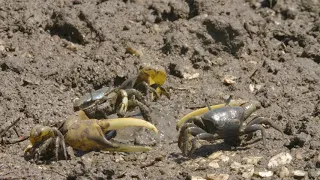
[308,169,320,179]
[114,154,124,163]
[295,152,303,160]
[230,161,254,178]
[257,171,273,177]
[0,39,4,51]
[191,176,206,180]
[279,166,290,178]
[169,63,199,79]
[249,84,255,92]
[206,173,229,180]
[222,75,237,85]
[242,156,262,165]
[208,161,220,169]
[293,170,307,177]
[219,155,230,162]
[268,152,293,168]
[208,151,223,160]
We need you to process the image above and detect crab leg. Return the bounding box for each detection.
[176,100,247,130]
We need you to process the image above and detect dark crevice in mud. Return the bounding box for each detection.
[260,0,278,8]
[0,62,8,71]
[203,18,244,56]
[78,10,106,42]
[113,75,127,87]
[273,34,300,46]
[45,12,85,45]
[185,0,199,19]
[301,51,320,64]
[150,7,179,24]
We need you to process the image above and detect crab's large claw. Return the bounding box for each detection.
[64,118,158,152]
[176,100,247,130]
[98,118,158,152]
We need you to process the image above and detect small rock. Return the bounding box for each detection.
[230,162,254,179]
[65,42,77,51]
[208,151,223,160]
[152,24,160,33]
[249,84,255,92]
[308,169,320,179]
[257,171,273,177]
[242,166,254,179]
[194,157,207,164]
[255,84,262,90]
[169,63,199,79]
[208,161,220,169]
[222,75,237,85]
[114,155,124,162]
[183,72,200,80]
[126,47,143,57]
[268,152,293,168]
[293,170,307,177]
[231,161,242,171]
[206,173,229,180]
[191,176,206,180]
[242,156,262,165]
[295,152,303,160]
[279,166,290,178]
[219,155,230,162]
[0,39,4,51]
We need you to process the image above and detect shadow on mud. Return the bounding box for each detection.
[170,142,251,164]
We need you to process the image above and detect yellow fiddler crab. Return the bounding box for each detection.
[24,110,158,161]
[176,96,283,156]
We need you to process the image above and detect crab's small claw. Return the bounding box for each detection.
[116,90,129,117]
[176,100,248,131]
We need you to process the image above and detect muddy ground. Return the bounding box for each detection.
[0,0,320,179]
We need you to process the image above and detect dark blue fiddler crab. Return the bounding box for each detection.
[177,97,283,156]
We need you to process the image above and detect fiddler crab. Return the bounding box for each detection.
[177,96,283,156]
[73,64,170,123]
[72,65,169,140]
[24,110,158,161]
[24,65,168,161]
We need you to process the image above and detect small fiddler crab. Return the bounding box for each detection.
[177,96,283,156]
[73,65,169,139]
[73,64,170,122]
[24,110,158,161]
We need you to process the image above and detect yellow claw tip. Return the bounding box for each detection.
[24,144,33,153]
[100,118,158,135]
